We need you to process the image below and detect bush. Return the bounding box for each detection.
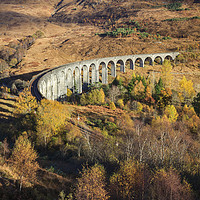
[165,2,182,10]
[109,102,116,110]
[9,58,18,67]
[0,59,9,72]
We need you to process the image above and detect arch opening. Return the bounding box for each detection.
[125,59,134,70]
[135,58,144,68]
[164,55,173,61]
[107,61,116,77]
[89,63,96,84]
[99,62,107,84]
[66,68,73,91]
[74,67,81,93]
[154,56,163,65]
[116,60,125,73]
[82,65,89,90]
[144,57,153,66]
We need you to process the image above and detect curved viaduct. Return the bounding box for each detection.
[37,52,179,101]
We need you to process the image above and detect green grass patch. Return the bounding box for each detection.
[163,16,200,22]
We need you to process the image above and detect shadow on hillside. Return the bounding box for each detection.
[0,11,48,28]
[0,168,72,200]
[0,69,49,86]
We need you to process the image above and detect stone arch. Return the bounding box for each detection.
[66,68,73,90]
[144,57,153,66]
[89,63,96,84]
[82,65,89,90]
[99,62,107,84]
[107,60,116,77]
[164,55,173,61]
[74,67,81,93]
[135,57,144,67]
[154,56,163,65]
[125,59,134,70]
[116,59,125,72]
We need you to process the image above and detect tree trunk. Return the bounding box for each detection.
[20,175,23,192]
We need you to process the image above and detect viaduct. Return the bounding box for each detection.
[37,52,179,101]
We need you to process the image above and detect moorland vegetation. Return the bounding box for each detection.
[0,0,200,199]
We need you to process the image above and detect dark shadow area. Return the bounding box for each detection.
[0,101,14,108]
[0,168,72,200]
[0,69,48,86]
[0,11,48,29]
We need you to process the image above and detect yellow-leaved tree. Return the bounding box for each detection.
[11,132,38,191]
[36,99,70,147]
[75,164,109,200]
[164,105,179,123]
[110,159,145,200]
[14,88,38,115]
[178,76,196,104]
[161,60,173,88]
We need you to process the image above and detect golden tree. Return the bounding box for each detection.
[164,105,179,123]
[75,164,109,200]
[178,76,196,104]
[14,88,38,115]
[110,159,145,200]
[11,132,38,191]
[161,60,173,88]
[36,99,70,147]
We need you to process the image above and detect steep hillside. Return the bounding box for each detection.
[0,0,199,77]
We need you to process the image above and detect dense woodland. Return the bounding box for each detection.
[0,58,200,199]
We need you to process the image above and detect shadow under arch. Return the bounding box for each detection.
[125,58,134,70]
[99,61,107,84]
[82,65,89,90]
[107,60,116,77]
[154,56,163,65]
[66,68,73,91]
[74,67,81,93]
[144,57,153,66]
[116,59,125,72]
[135,57,144,67]
[164,55,173,61]
[89,63,96,84]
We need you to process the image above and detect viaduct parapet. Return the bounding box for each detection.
[37,52,179,100]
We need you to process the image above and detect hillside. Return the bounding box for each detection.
[0,0,200,199]
[0,0,199,77]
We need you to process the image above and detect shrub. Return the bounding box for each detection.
[0,59,9,72]
[9,58,18,67]
[109,101,116,110]
[117,99,124,109]
[165,2,182,11]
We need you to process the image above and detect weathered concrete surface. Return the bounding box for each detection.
[38,52,179,100]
